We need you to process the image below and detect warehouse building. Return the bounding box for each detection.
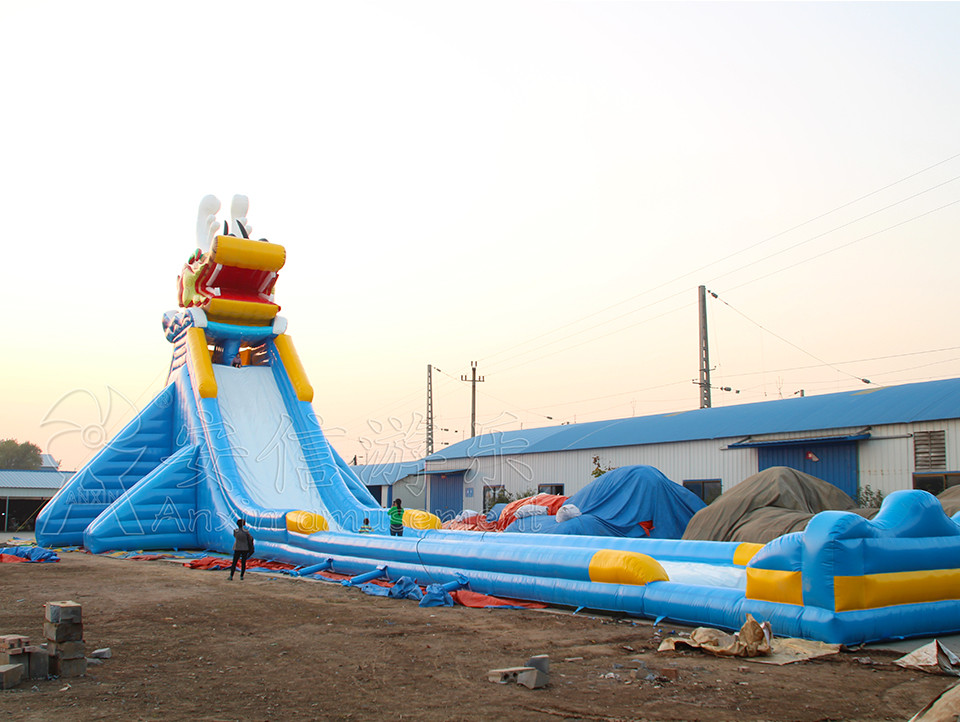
[352,460,426,510]
[422,377,960,521]
[0,455,72,532]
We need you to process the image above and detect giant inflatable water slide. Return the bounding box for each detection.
[37,197,960,645]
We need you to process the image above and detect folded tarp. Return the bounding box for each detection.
[0,546,59,563]
[505,465,705,538]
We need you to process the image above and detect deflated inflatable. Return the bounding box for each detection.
[34,197,960,645]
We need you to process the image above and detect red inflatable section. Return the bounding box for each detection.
[441,493,570,532]
[492,493,569,530]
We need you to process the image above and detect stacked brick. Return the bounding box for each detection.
[0,634,48,689]
[44,601,87,678]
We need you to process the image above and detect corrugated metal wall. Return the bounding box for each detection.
[429,472,464,521]
[426,419,960,512]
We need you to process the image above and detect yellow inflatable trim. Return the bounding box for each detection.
[733,543,763,566]
[286,510,329,534]
[745,568,803,606]
[274,334,314,402]
[211,235,286,272]
[185,328,217,398]
[834,568,960,612]
[403,508,442,530]
[588,549,669,586]
[205,297,278,326]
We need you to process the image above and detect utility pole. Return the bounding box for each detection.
[698,285,711,409]
[426,364,434,456]
[461,361,485,438]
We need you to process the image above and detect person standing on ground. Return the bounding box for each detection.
[229,518,255,580]
[388,499,404,537]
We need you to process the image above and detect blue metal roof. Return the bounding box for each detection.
[352,460,425,486]
[425,378,960,461]
[0,470,73,490]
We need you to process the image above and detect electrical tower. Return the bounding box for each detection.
[698,285,711,409]
[461,361,485,438]
[426,364,434,456]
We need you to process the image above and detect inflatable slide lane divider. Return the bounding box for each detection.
[273,334,313,402]
[185,327,217,398]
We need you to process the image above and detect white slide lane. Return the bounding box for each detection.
[214,365,337,525]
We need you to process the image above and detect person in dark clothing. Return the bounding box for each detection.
[388,499,404,536]
[228,518,255,580]
[232,352,243,368]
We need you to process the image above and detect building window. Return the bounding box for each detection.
[683,479,723,505]
[912,473,960,495]
[483,485,505,513]
[914,430,947,471]
[538,483,565,496]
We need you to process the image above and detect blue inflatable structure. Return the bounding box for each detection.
[505,465,705,536]
[35,198,960,645]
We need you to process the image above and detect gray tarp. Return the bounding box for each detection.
[681,466,870,544]
[938,486,960,516]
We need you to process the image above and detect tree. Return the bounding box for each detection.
[591,455,616,478]
[0,439,43,470]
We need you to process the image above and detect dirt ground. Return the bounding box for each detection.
[0,551,955,722]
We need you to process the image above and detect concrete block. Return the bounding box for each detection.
[24,647,48,679]
[526,654,550,674]
[43,621,83,643]
[517,667,549,689]
[47,640,86,660]
[57,656,87,678]
[0,664,23,690]
[488,666,536,684]
[44,601,82,624]
[1,649,28,676]
[1,635,29,650]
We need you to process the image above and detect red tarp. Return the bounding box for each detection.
[183,557,298,571]
[451,589,547,609]
[0,554,28,563]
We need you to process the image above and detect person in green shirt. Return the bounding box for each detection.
[388,499,404,536]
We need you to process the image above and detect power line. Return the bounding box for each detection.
[478,152,960,367]
[720,196,960,294]
[708,289,876,385]
[707,175,960,287]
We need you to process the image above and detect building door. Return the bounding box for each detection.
[758,442,859,498]
[429,472,464,522]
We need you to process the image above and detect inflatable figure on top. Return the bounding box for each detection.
[35,198,960,646]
